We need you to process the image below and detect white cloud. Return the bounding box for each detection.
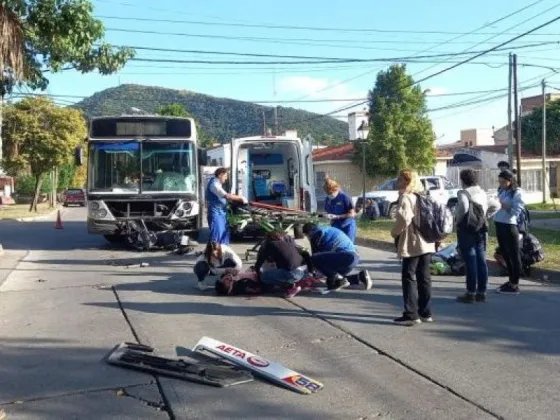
[277,75,362,101]
[276,75,367,118]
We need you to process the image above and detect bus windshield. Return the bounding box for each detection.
[88,141,197,194]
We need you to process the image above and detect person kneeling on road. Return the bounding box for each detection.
[302,223,372,291]
[194,241,243,290]
[255,232,314,298]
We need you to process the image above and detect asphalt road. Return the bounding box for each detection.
[1,207,559,419]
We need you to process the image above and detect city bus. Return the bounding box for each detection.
[79,115,206,248]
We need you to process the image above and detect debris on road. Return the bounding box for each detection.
[126,262,150,269]
[193,336,324,395]
[106,342,254,387]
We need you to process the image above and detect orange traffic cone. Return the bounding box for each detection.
[54,210,64,230]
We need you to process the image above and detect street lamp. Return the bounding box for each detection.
[357,121,368,216]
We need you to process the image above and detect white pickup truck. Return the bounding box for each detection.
[354,175,460,219]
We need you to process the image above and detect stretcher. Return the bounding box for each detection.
[228,201,323,261]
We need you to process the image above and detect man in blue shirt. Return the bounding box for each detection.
[206,168,247,245]
[323,179,357,242]
[302,223,371,291]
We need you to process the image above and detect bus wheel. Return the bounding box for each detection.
[293,224,304,240]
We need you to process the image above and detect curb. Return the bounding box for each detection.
[355,237,560,286]
[16,206,61,222]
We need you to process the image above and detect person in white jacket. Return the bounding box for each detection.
[194,241,243,290]
[454,169,500,303]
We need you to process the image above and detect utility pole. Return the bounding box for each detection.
[542,79,547,203]
[274,106,278,136]
[513,54,522,186]
[507,53,514,168]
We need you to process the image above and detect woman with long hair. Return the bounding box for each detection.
[193,241,243,290]
[323,178,357,242]
[390,170,435,326]
[493,170,525,294]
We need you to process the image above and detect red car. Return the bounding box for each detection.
[63,189,86,207]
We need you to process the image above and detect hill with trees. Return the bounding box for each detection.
[73,84,349,144]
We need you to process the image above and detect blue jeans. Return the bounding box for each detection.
[457,231,488,294]
[260,268,300,287]
[311,251,359,278]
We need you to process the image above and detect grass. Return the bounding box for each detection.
[526,202,560,211]
[357,219,560,271]
[0,203,56,220]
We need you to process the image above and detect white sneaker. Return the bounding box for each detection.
[359,270,373,290]
[197,280,213,291]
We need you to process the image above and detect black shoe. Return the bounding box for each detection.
[456,293,476,304]
[359,270,373,290]
[496,282,520,295]
[475,293,487,302]
[393,315,421,326]
[328,275,350,291]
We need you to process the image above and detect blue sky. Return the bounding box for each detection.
[32,0,560,144]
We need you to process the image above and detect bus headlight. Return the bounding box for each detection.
[97,209,107,218]
[89,202,100,211]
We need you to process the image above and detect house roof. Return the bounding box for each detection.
[312,143,355,162]
[312,143,452,162]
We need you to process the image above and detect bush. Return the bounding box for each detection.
[14,175,53,195]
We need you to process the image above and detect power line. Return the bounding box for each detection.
[104,26,558,47]
[9,87,517,103]
[118,43,559,62]
[97,13,560,36]
[413,0,559,78]
[290,1,548,102]
[296,14,560,122]
[123,41,557,66]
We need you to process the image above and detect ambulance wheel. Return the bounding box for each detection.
[293,224,304,240]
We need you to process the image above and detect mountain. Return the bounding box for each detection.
[73,84,349,144]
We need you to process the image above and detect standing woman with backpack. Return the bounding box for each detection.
[390,170,436,326]
[494,170,525,294]
[454,169,500,303]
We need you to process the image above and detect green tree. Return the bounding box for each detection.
[356,64,435,177]
[156,103,190,117]
[156,102,217,148]
[2,96,87,211]
[1,0,134,92]
[521,100,560,156]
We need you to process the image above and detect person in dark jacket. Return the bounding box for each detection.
[302,223,372,291]
[255,232,312,289]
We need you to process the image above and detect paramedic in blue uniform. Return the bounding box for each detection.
[206,167,248,245]
[323,178,357,242]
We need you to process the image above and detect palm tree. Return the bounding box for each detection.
[0,3,25,79]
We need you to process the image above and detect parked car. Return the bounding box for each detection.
[63,188,86,207]
[354,176,460,219]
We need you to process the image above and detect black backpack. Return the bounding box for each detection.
[413,193,454,243]
[459,191,487,234]
[521,233,544,265]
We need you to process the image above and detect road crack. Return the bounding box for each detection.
[111,286,176,420]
